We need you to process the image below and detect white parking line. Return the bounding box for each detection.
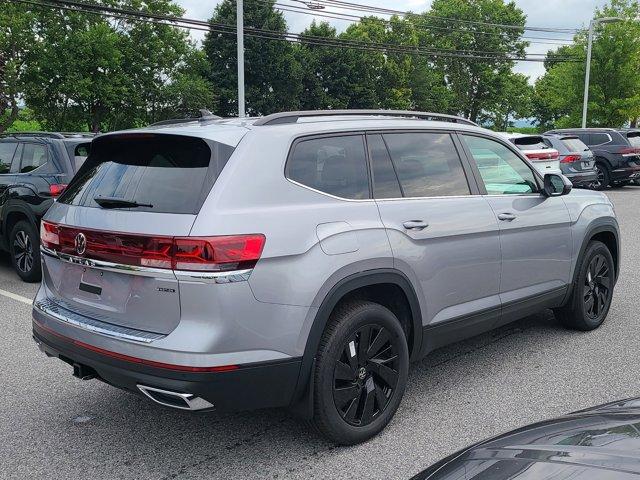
[0,288,33,306]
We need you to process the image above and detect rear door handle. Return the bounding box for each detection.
[497,213,517,222]
[403,220,429,230]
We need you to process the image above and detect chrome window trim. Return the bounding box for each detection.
[41,246,252,283]
[34,298,166,343]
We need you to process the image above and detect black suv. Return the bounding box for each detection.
[545,128,640,189]
[0,132,92,281]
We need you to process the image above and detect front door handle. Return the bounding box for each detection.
[498,212,517,222]
[403,220,429,230]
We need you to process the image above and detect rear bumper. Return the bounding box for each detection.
[33,321,302,412]
[565,171,598,187]
[611,165,640,182]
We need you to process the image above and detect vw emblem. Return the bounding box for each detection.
[75,233,87,255]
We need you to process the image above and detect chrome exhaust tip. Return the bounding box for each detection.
[137,384,214,411]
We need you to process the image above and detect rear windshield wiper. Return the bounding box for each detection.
[94,196,153,209]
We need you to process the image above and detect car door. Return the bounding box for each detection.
[0,141,20,238]
[459,133,572,326]
[369,131,502,352]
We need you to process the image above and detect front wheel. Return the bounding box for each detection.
[9,220,42,282]
[555,240,614,331]
[312,301,409,445]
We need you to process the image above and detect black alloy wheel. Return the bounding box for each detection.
[333,324,399,426]
[583,254,612,320]
[9,220,42,282]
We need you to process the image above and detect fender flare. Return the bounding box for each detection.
[1,202,38,241]
[289,268,423,417]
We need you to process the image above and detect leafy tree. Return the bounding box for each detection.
[420,0,528,122]
[203,0,301,116]
[0,3,37,132]
[482,72,533,130]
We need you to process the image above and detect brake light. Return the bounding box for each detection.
[49,184,67,197]
[40,221,60,249]
[619,147,640,157]
[560,154,581,164]
[525,151,560,161]
[40,223,265,272]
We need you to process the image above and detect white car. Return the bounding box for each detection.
[500,133,561,175]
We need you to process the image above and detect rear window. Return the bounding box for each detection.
[627,132,640,147]
[20,143,49,173]
[65,141,92,172]
[561,137,589,153]
[512,136,551,151]
[58,134,234,214]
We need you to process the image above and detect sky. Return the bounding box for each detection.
[175,0,610,81]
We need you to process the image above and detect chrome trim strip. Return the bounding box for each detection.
[41,247,252,283]
[34,298,166,343]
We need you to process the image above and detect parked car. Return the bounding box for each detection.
[32,110,619,445]
[0,132,92,281]
[412,396,640,479]
[546,127,640,189]
[500,133,561,175]
[542,133,598,188]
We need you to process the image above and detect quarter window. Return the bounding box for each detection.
[0,142,17,174]
[588,133,611,146]
[287,135,369,200]
[20,143,48,173]
[382,132,470,198]
[462,135,539,195]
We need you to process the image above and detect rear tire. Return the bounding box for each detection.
[554,241,614,331]
[9,220,41,283]
[312,301,409,445]
[593,162,610,190]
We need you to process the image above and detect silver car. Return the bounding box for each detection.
[32,110,620,445]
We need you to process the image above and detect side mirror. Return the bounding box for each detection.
[543,173,572,197]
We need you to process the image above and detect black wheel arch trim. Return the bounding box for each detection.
[1,203,40,247]
[289,268,423,418]
[562,221,620,306]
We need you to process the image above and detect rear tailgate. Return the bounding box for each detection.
[39,131,240,336]
[511,136,561,173]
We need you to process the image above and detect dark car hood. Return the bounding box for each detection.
[413,397,640,480]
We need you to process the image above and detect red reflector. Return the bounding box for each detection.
[38,323,239,373]
[619,147,640,156]
[560,154,581,164]
[40,223,265,272]
[49,184,67,197]
[40,221,60,249]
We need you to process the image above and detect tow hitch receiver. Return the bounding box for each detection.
[73,363,97,381]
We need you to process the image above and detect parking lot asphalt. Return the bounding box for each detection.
[1,187,640,480]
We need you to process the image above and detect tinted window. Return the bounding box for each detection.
[627,132,640,148]
[59,134,233,214]
[462,135,539,195]
[368,134,402,199]
[20,143,49,173]
[589,133,611,146]
[383,132,470,198]
[0,142,17,174]
[512,136,551,151]
[561,137,589,153]
[287,135,369,200]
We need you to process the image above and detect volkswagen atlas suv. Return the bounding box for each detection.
[32,110,620,445]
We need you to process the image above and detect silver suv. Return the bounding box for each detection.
[32,110,620,445]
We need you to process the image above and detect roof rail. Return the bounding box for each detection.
[150,109,222,127]
[0,131,66,139]
[252,110,479,127]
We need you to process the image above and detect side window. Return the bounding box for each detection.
[588,133,611,146]
[0,142,18,174]
[286,135,369,200]
[367,134,402,199]
[382,132,470,198]
[20,143,49,173]
[461,135,539,195]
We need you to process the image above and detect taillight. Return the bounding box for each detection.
[174,235,266,271]
[560,154,581,164]
[40,221,60,249]
[41,223,265,272]
[49,184,67,197]
[525,151,560,161]
[619,147,640,157]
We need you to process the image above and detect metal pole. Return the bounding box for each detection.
[582,20,595,128]
[236,0,245,118]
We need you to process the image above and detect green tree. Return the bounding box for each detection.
[482,72,533,130]
[203,0,301,116]
[0,3,37,132]
[420,0,528,122]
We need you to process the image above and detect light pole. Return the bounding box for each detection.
[237,0,245,118]
[582,16,623,128]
